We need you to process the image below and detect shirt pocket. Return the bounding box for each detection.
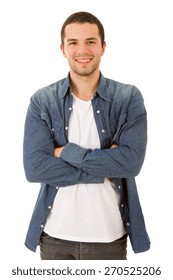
[41,112,62,138]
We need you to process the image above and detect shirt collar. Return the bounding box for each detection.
[59,73,71,98]
[96,73,110,101]
[60,72,110,101]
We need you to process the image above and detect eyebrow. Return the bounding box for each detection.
[67,37,98,42]
[86,37,98,41]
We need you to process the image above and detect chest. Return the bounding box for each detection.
[44,95,127,148]
[68,96,100,149]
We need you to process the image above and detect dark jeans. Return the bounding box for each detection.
[40,232,127,260]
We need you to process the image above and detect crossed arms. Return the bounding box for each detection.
[23,90,147,187]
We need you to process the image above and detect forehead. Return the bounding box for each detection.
[64,23,100,40]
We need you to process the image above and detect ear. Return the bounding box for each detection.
[60,44,67,58]
[101,41,106,56]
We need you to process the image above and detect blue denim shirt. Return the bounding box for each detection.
[23,73,150,253]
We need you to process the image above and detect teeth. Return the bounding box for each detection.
[76,59,91,63]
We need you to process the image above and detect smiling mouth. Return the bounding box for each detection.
[75,58,92,63]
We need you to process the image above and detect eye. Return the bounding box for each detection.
[87,40,96,45]
[68,41,77,46]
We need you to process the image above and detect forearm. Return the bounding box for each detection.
[24,151,104,186]
[60,117,147,178]
[53,147,105,184]
[60,144,139,178]
[23,100,104,186]
[24,136,104,186]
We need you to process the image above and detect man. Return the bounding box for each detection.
[23,11,150,260]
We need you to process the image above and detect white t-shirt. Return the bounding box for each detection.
[44,95,125,242]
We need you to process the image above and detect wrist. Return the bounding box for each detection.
[54,147,64,158]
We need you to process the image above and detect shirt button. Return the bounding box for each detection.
[97,110,100,113]
[40,224,44,229]
[65,126,68,130]
[56,186,59,190]
[118,185,121,189]
[69,107,72,111]
[126,222,130,227]
[101,129,105,133]
[121,204,124,208]
[48,206,51,209]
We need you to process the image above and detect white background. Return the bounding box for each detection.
[1,0,172,278]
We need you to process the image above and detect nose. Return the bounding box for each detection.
[76,42,90,55]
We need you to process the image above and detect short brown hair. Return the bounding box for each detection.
[61,11,105,46]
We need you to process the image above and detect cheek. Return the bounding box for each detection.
[93,46,105,56]
[63,49,75,59]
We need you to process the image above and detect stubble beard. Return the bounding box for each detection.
[69,58,100,77]
[72,66,98,77]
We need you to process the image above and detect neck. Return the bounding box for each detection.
[70,70,100,101]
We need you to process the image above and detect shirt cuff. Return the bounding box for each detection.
[61,143,104,184]
[60,143,89,168]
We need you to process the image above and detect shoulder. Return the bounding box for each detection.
[99,74,143,104]
[100,75,146,116]
[106,77,142,102]
[31,77,68,105]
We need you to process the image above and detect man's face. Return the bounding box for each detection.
[61,23,106,77]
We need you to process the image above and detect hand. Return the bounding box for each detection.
[111,143,118,148]
[54,147,64,158]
